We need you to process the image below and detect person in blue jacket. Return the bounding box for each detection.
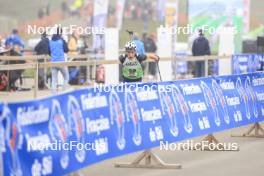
[49,27,69,93]
[5,29,25,55]
[132,33,145,54]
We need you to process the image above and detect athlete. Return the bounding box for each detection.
[119,41,159,82]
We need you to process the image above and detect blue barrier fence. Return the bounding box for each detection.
[0,72,264,176]
[172,53,263,76]
[232,54,263,74]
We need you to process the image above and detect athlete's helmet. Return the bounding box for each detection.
[125,41,136,51]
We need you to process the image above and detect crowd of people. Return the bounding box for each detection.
[0,24,216,93]
[124,0,156,32]
[0,28,89,92]
[0,29,25,91]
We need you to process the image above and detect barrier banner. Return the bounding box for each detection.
[232,54,263,74]
[0,72,264,176]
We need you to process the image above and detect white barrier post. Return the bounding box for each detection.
[218,27,235,75]
[34,61,38,98]
[157,27,173,81]
[104,28,119,85]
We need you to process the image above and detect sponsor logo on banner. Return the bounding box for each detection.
[141,109,162,122]
[200,81,221,126]
[158,85,179,137]
[236,78,251,120]
[171,85,193,133]
[198,116,210,130]
[17,105,49,126]
[31,156,53,176]
[67,96,86,163]
[136,90,158,101]
[149,126,164,142]
[86,117,110,135]
[1,104,23,176]
[81,93,107,110]
[245,77,258,118]
[49,99,69,169]
[94,138,108,156]
[182,84,202,95]
[109,89,126,150]
[212,80,230,124]
[253,77,264,86]
[125,91,142,146]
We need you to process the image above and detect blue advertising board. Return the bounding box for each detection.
[0,72,264,176]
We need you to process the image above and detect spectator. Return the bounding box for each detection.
[35,32,50,55]
[38,8,45,19]
[142,3,149,32]
[0,48,25,91]
[5,29,25,86]
[133,33,145,54]
[49,27,69,94]
[68,32,78,56]
[68,31,81,85]
[143,33,157,78]
[0,35,5,49]
[34,32,50,89]
[5,29,25,55]
[78,35,88,55]
[70,0,84,16]
[192,29,211,77]
[45,0,50,16]
[61,0,69,17]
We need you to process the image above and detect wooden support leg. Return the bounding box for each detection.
[231,123,264,138]
[115,150,182,169]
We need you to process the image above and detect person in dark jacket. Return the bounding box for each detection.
[35,32,49,55]
[143,33,157,78]
[49,27,69,93]
[34,32,50,89]
[192,29,211,77]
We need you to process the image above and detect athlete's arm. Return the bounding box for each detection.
[146,53,159,62]
[119,54,126,64]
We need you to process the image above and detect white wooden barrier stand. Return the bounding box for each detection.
[231,123,264,138]
[114,150,181,169]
